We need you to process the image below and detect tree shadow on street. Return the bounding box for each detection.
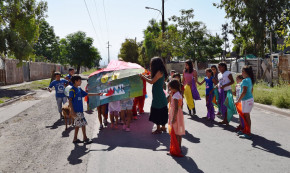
[67,143,90,165]
[251,133,290,158]
[45,119,63,129]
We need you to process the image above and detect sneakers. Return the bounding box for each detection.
[125,127,131,132]
[133,116,138,120]
[239,134,252,139]
[236,131,243,136]
[99,125,104,130]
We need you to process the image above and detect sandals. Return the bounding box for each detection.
[73,139,82,144]
[161,127,167,132]
[83,138,92,144]
[152,129,162,134]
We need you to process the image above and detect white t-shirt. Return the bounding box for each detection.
[235,83,241,101]
[218,71,232,91]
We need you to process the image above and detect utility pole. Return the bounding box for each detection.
[162,0,165,34]
[107,41,111,64]
[270,32,273,86]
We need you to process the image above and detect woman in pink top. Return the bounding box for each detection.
[182,60,200,115]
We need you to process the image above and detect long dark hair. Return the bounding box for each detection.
[218,62,227,71]
[185,60,193,73]
[205,68,213,77]
[150,57,168,80]
[168,79,181,93]
[242,65,255,85]
[211,65,219,79]
[173,73,182,84]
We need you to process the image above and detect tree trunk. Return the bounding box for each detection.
[77,64,81,74]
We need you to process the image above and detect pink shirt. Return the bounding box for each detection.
[183,72,193,85]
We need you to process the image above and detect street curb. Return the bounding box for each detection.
[253,102,290,117]
[0,91,37,108]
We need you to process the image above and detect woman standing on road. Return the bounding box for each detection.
[182,60,200,115]
[140,57,168,134]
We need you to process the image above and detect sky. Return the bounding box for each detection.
[45,0,230,66]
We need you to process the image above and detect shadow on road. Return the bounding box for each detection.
[0,89,30,98]
[251,133,290,158]
[67,143,90,165]
[45,119,63,129]
[172,154,204,173]
[62,126,74,137]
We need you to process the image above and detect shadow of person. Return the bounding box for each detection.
[171,153,204,173]
[251,133,290,158]
[91,113,161,151]
[45,119,63,129]
[62,126,74,137]
[188,115,216,128]
[183,130,200,144]
[67,143,90,165]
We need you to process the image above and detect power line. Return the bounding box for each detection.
[93,0,105,44]
[83,0,103,49]
[102,0,110,40]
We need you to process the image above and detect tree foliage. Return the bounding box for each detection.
[0,0,47,61]
[118,39,139,63]
[214,0,290,57]
[60,31,101,73]
[34,19,60,63]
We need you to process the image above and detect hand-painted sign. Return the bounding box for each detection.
[88,60,144,109]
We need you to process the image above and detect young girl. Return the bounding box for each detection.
[197,68,218,121]
[109,101,121,129]
[168,79,185,153]
[182,60,201,115]
[97,104,108,130]
[140,57,168,134]
[211,65,220,115]
[236,66,255,139]
[217,62,235,125]
[233,75,244,132]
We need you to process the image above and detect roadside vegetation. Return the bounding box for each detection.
[11,79,51,91]
[82,68,98,76]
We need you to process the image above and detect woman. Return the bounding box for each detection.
[217,62,235,125]
[140,57,168,134]
[236,66,255,139]
[182,60,200,115]
[211,65,220,114]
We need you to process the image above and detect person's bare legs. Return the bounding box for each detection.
[176,135,182,148]
[81,126,88,140]
[97,107,103,125]
[126,110,132,128]
[73,127,79,141]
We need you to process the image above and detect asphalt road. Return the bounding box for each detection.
[0,80,290,173]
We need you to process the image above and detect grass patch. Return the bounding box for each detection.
[12,79,51,91]
[82,68,98,76]
[0,97,11,103]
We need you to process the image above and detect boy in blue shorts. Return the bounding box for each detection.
[65,67,75,86]
[48,71,68,119]
[69,75,102,144]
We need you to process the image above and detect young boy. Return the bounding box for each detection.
[69,75,102,143]
[65,67,75,86]
[48,72,68,119]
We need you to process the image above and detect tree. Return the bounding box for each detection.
[34,19,60,63]
[0,0,47,61]
[60,31,101,73]
[118,38,139,63]
[214,0,290,57]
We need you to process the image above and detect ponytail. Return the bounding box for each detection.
[243,66,255,85]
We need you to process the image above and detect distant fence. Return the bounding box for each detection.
[0,58,88,86]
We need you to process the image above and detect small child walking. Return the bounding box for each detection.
[233,75,244,131]
[197,68,218,121]
[48,71,68,119]
[109,101,121,129]
[168,79,185,156]
[69,75,102,144]
[120,98,134,132]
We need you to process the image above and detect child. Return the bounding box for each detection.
[211,65,220,115]
[68,75,102,143]
[132,71,147,119]
[236,66,255,139]
[197,68,218,121]
[48,72,68,119]
[120,98,134,132]
[233,75,244,131]
[217,62,235,125]
[109,101,121,129]
[84,79,92,113]
[65,67,75,86]
[97,104,109,130]
[173,73,184,95]
[168,79,185,155]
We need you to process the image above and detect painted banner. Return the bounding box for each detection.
[88,60,144,109]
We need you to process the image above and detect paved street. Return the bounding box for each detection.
[0,80,290,173]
